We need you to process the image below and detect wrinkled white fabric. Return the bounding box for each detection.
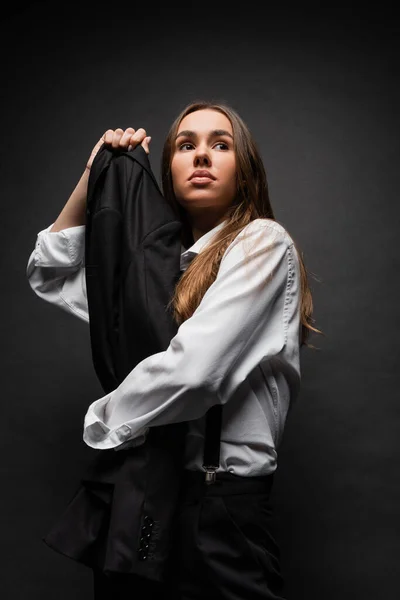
[27,218,301,476]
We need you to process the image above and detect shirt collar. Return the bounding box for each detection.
[180,219,228,271]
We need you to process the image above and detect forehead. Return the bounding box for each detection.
[177,109,232,134]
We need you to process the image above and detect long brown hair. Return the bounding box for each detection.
[161,100,323,349]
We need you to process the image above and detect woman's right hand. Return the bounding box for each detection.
[86,127,151,172]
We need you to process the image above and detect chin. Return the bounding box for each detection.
[180,197,221,208]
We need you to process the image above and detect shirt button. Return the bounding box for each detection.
[115,424,131,441]
[88,422,107,440]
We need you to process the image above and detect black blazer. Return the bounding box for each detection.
[42,144,188,582]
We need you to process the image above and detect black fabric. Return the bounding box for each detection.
[42,144,189,582]
[203,404,223,470]
[84,143,183,392]
[92,470,284,600]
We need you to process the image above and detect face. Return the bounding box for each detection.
[170,109,237,218]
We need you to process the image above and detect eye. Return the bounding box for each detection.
[179,143,194,151]
[214,142,229,150]
[178,141,230,151]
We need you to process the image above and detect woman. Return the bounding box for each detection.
[27,100,322,599]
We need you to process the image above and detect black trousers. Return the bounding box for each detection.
[92,470,286,600]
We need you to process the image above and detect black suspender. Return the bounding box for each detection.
[178,270,223,486]
[202,404,223,485]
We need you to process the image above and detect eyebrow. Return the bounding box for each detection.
[175,129,234,141]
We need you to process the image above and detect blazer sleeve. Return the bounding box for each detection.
[26,223,89,323]
[83,220,296,450]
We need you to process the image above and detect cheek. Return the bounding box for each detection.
[222,158,237,187]
[170,157,187,197]
[171,156,184,185]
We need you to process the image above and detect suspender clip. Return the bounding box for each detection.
[203,465,218,485]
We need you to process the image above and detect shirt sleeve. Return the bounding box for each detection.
[26,223,89,323]
[83,220,294,450]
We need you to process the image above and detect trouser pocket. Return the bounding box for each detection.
[217,493,285,598]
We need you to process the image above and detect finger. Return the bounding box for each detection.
[129,127,147,148]
[119,127,136,148]
[141,136,151,154]
[104,129,114,144]
[111,128,124,148]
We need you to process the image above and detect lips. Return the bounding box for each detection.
[189,170,216,180]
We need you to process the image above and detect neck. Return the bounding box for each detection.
[188,212,227,243]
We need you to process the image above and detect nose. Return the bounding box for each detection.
[193,144,211,167]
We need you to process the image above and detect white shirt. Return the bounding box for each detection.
[26,218,302,476]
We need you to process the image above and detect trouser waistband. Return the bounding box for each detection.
[179,469,275,500]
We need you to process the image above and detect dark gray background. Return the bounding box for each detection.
[3,1,399,598]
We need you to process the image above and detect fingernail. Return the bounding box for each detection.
[147,136,151,143]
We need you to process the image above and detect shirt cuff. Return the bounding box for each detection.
[34,222,86,268]
[83,394,149,450]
